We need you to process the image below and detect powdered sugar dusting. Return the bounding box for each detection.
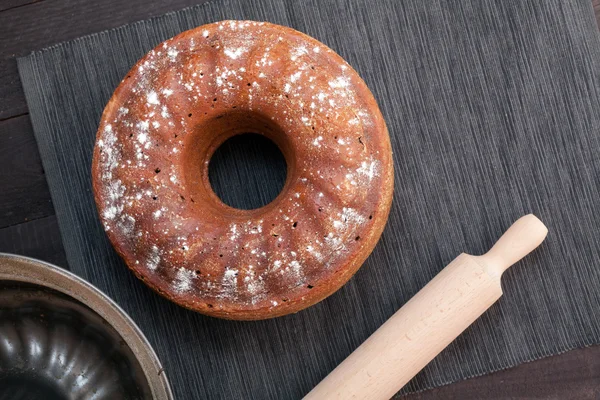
[341,207,367,227]
[224,47,245,59]
[147,245,160,270]
[219,268,239,298]
[356,159,380,181]
[97,124,129,226]
[94,20,387,312]
[147,91,160,105]
[329,76,350,89]
[306,245,324,262]
[173,268,195,293]
[98,124,118,180]
[229,224,240,241]
[167,47,179,61]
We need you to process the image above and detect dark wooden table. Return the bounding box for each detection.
[1,1,600,398]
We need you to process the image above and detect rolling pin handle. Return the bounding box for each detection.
[481,214,548,276]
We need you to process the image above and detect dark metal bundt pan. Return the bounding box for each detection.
[0,254,172,400]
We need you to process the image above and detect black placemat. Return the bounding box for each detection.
[17,0,600,398]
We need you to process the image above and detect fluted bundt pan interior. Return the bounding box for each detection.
[0,254,172,400]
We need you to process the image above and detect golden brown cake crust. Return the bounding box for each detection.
[92,21,394,320]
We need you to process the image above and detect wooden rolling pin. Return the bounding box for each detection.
[304,214,547,400]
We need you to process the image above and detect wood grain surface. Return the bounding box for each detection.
[404,344,600,399]
[0,215,67,268]
[0,114,53,228]
[2,0,600,398]
[0,0,44,13]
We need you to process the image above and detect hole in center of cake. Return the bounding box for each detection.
[209,133,287,210]
[182,110,294,213]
